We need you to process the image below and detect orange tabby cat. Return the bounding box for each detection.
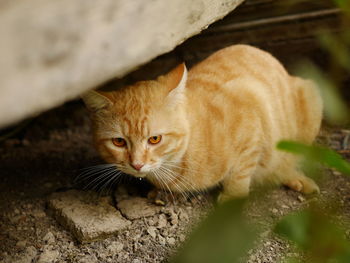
[82,44,322,201]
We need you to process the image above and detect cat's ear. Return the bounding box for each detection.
[81,90,112,112]
[165,63,187,105]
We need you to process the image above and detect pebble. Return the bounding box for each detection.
[43,232,55,244]
[37,249,60,263]
[158,235,166,246]
[32,209,46,218]
[16,246,37,263]
[297,195,305,202]
[107,241,124,253]
[157,214,168,229]
[179,234,186,242]
[167,237,176,246]
[16,240,27,248]
[147,226,157,239]
[271,208,278,215]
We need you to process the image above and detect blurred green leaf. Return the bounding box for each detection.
[333,0,350,13]
[296,61,349,125]
[275,211,310,249]
[274,208,350,263]
[171,199,259,263]
[277,141,350,175]
[318,33,350,71]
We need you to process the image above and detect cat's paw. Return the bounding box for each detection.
[284,176,320,194]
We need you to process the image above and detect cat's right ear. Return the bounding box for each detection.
[81,90,112,112]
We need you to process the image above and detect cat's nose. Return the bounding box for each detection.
[131,163,144,171]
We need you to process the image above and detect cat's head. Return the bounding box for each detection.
[82,63,189,179]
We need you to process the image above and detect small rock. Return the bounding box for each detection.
[281,205,289,209]
[167,237,176,246]
[271,208,279,215]
[297,195,305,202]
[43,232,55,244]
[147,226,157,239]
[178,210,189,221]
[132,259,142,263]
[37,249,59,263]
[14,246,37,263]
[68,242,75,249]
[155,199,166,206]
[157,214,167,229]
[15,240,27,248]
[106,241,124,253]
[158,235,166,246]
[47,190,131,243]
[117,197,161,220]
[31,209,46,218]
[179,234,186,242]
[170,213,178,225]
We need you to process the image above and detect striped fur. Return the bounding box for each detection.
[83,45,323,201]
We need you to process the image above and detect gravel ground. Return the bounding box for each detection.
[0,103,350,263]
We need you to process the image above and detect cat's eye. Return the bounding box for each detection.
[148,135,162,145]
[112,138,126,147]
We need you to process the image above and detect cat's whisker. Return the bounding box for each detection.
[153,169,176,203]
[160,166,207,204]
[160,167,196,200]
[91,169,120,192]
[75,167,116,184]
[158,167,188,201]
[75,164,116,183]
[98,171,123,193]
[159,166,198,202]
[81,166,121,191]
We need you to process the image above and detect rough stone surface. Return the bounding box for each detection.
[117,197,161,220]
[47,190,131,243]
[37,248,60,263]
[0,0,243,128]
[10,246,37,263]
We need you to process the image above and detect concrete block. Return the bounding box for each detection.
[47,190,131,243]
[0,0,243,128]
[117,197,161,220]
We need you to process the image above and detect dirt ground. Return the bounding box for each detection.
[0,94,350,263]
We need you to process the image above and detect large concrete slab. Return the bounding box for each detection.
[0,0,243,128]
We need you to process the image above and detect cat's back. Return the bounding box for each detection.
[185,44,322,143]
[187,44,289,89]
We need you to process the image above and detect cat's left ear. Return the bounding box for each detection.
[81,90,113,112]
[165,63,187,104]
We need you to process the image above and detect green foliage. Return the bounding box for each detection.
[277,141,350,175]
[275,208,350,262]
[333,0,350,13]
[171,199,259,263]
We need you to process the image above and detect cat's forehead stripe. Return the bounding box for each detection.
[121,116,149,137]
